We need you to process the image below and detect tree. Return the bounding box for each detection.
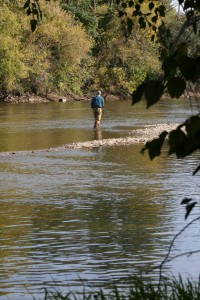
[61,0,99,36]
[118,0,200,219]
[0,3,31,93]
[117,0,200,162]
[33,0,92,94]
[0,0,92,95]
[21,0,165,96]
[114,0,200,277]
[76,2,161,96]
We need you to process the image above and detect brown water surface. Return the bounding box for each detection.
[0,99,199,299]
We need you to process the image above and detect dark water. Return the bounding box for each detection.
[0,99,199,299]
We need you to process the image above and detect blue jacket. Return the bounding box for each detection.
[91,95,104,108]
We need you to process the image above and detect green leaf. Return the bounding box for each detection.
[175,43,188,59]
[135,4,140,11]
[26,7,32,16]
[149,2,154,10]
[24,0,30,10]
[132,10,140,16]
[186,9,194,20]
[178,57,197,80]
[118,10,124,17]
[185,202,197,220]
[181,198,192,205]
[162,57,177,77]
[186,114,200,135]
[127,18,133,33]
[168,128,188,158]
[140,131,168,160]
[151,15,158,23]
[184,0,193,10]
[185,115,200,138]
[158,5,165,17]
[139,17,146,29]
[30,19,38,32]
[132,82,146,105]
[32,8,39,17]
[168,116,200,158]
[122,2,127,9]
[128,1,134,7]
[167,77,186,98]
[144,80,164,108]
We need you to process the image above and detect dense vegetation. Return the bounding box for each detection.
[0,0,179,98]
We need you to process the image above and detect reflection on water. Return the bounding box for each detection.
[0,100,199,299]
[93,128,103,140]
[0,98,195,152]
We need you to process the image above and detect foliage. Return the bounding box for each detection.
[116,0,200,103]
[0,4,29,93]
[118,0,166,40]
[61,0,99,36]
[124,0,200,217]
[89,5,161,95]
[21,0,162,96]
[21,0,200,98]
[33,0,92,94]
[0,0,92,95]
[118,0,200,159]
[23,0,50,32]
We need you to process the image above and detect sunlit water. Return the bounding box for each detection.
[0,99,199,299]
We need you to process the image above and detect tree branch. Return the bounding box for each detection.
[170,15,200,56]
[146,215,200,285]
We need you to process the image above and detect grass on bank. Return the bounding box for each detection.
[39,276,200,300]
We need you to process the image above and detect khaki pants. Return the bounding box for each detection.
[93,108,102,128]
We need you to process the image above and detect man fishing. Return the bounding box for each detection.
[91,90,104,128]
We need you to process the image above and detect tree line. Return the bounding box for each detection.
[0,0,179,98]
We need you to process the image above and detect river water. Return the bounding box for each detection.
[0,99,199,299]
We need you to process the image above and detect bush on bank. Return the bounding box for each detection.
[0,0,92,96]
[0,0,162,99]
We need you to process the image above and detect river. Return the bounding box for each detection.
[0,98,199,299]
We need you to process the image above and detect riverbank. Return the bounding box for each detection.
[0,91,123,103]
[0,92,85,103]
[0,89,198,104]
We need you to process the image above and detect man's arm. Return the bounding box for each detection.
[101,97,104,107]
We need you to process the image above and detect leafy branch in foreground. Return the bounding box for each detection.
[24,0,50,32]
[130,1,200,107]
[147,215,200,286]
[141,114,199,225]
[141,114,200,163]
